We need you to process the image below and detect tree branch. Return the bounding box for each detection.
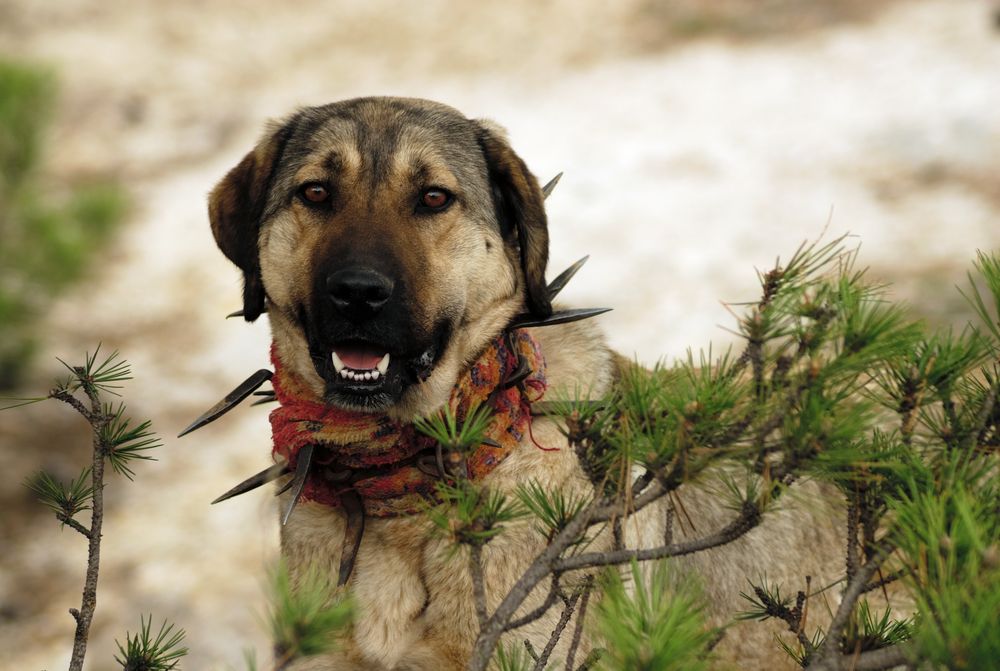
[505,575,561,632]
[56,514,92,539]
[49,389,93,422]
[552,501,761,573]
[68,386,108,671]
[532,591,580,671]
[809,541,895,671]
[564,578,594,671]
[470,544,488,631]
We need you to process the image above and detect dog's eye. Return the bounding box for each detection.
[300,182,330,204]
[417,188,452,213]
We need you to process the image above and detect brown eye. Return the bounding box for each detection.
[300,183,329,204]
[418,188,452,212]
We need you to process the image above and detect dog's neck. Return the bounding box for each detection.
[268,329,548,517]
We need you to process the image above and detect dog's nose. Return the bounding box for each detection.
[327,267,394,318]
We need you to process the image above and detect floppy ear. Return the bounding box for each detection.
[208,120,294,321]
[476,123,552,318]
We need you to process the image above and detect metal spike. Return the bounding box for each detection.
[508,307,612,330]
[226,306,269,319]
[177,369,273,437]
[282,444,315,525]
[337,491,365,586]
[546,255,589,300]
[250,397,279,407]
[503,355,532,389]
[274,476,294,497]
[211,463,290,504]
[541,172,563,199]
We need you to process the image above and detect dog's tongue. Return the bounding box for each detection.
[335,343,385,370]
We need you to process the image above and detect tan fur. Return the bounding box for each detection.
[208,98,845,670]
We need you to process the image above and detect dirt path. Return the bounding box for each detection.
[2,1,999,668]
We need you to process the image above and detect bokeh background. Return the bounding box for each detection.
[1,1,999,668]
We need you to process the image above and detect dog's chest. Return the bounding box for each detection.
[281,501,482,668]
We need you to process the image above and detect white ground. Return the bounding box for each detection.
[1,1,999,668]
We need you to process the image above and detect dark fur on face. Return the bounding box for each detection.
[209,97,552,411]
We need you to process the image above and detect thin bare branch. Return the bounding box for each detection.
[470,544,488,631]
[553,501,761,573]
[809,541,895,671]
[505,575,561,632]
[56,514,92,539]
[564,577,594,671]
[532,592,580,671]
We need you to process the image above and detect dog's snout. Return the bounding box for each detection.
[327,267,395,318]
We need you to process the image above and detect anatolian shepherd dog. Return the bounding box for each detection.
[207,97,844,670]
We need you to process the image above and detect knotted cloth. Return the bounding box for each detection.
[269,330,547,517]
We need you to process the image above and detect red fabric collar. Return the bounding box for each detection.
[269,330,547,517]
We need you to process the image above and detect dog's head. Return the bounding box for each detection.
[209,97,551,416]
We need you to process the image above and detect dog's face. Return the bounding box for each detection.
[209,98,551,415]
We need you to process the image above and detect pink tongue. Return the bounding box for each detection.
[336,344,385,370]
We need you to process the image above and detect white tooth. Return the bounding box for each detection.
[339,369,349,378]
[363,372,372,381]
[376,353,390,375]
[331,351,345,373]
[371,370,380,380]
[346,370,355,380]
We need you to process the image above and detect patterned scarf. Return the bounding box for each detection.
[269,330,547,517]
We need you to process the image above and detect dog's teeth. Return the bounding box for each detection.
[376,353,390,374]
[332,351,346,373]
[340,368,350,379]
[365,372,374,381]
[371,370,380,380]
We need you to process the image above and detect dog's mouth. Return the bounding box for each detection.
[308,322,450,411]
[331,341,392,384]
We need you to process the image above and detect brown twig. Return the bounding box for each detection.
[552,501,761,573]
[56,514,92,539]
[809,541,895,671]
[62,377,109,671]
[505,575,562,632]
[470,544,488,630]
[563,577,594,671]
[532,591,580,671]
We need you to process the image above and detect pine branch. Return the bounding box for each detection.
[505,575,561,632]
[552,500,761,572]
[470,544,488,630]
[809,541,895,670]
[56,514,93,539]
[531,589,580,671]
[562,576,594,671]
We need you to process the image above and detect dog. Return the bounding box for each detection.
[207,97,845,670]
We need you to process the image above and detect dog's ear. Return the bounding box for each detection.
[476,122,552,318]
[208,119,294,321]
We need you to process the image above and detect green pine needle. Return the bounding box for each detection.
[0,395,47,411]
[58,344,132,396]
[414,402,495,453]
[113,615,188,671]
[595,561,717,671]
[516,479,590,541]
[269,561,353,662]
[99,402,161,480]
[426,481,526,546]
[24,468,94,520]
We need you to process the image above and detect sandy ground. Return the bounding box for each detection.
[1,1,999,668]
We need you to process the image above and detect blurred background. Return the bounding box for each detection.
[1,0,998,668]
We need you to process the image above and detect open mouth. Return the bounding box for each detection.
[308,319,451,410]
[331,341,392,383]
